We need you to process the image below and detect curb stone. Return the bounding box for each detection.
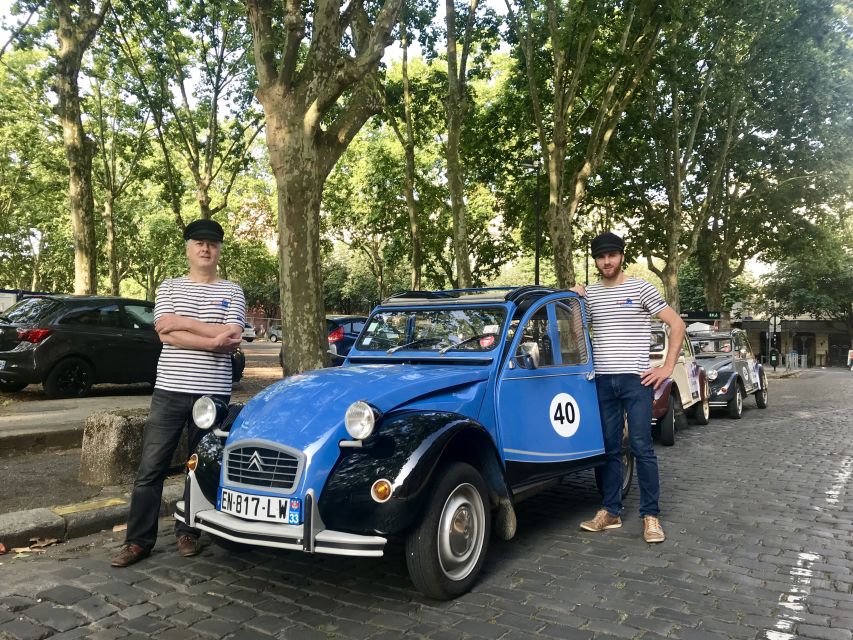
[0,483,183,549]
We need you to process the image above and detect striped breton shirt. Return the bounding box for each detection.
[586,277,668,375]
[153,276,246,395]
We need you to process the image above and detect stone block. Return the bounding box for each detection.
[78,410,187,486]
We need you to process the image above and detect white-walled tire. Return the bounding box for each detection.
[405,462,490,600]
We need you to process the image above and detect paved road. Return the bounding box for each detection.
[1,369,850,640]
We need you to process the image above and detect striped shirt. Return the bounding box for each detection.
[153,277,246,395]
[586,277,668,375]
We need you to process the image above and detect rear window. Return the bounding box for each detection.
[0,297,60,324]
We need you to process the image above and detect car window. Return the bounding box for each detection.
[515,306,554,368]
[357,307,506,352]
[555,299,588,365]
[61,304,122,328]
[123,304,154,329]
[650,331,666,353]
[351,321,365,333]
[0,297,59,324]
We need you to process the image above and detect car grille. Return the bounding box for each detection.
[225,445,301,490]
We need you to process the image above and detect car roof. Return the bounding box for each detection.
[29,294,151,306]
[689,331,738,339]
[379,286,561,307]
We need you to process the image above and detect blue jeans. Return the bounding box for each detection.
[125,389,228,550]
[595,374,660,517]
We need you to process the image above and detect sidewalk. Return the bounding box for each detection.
[0,348,282,551]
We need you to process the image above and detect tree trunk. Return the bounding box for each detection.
[400,22,422,290]
[267,116,328,376]
[660,262,680,313]
[445,0,473,288]
[57,54,98,294]
[103,196,120,295]
[54,0,109,295]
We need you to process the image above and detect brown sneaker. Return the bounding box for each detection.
[579,509,622,532]
[177,534,201,557]
[111,543,150,568]
[643,516,665,543]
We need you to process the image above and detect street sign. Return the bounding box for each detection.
[680,311,721,320]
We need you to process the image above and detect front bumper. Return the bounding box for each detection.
[175,471,386,557]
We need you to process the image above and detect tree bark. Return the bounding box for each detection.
[400,17,422,290]
[445,0,477,288]
[246,0,403,375]
[103,196,120,295]
[54,0,110,295]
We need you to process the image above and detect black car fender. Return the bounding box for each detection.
[713,371,741,399]
[319,411,510,536]
[192,431,226,506]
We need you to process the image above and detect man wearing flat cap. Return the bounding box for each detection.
[571,231,685,544]
[112,219,246,567]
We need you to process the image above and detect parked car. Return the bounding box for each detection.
[649,326,710,446]
[0,295,161,397]
[269,323,282,342]
[689,329,768,419]
[275,316,369,367]
[177,286,634,600]
[326,315,368,357]
[241,323,256,342]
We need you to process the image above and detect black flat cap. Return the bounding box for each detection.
[590,231,625,258]
[184,219,224,242]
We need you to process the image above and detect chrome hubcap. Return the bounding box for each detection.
[437,483,485,581]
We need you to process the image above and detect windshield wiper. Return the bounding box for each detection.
[438,333,497,354]
[386,337,444,354]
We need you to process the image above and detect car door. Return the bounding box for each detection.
[57,303,126,382]
[120,303,161,383]
[495,294,604,490]
[733,331,757,392]
[679,336,703,408]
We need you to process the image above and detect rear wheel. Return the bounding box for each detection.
[657,396,676,446]
[755,372,768,408]
[0,379,27,393]
[727,383,743,419]
[692,381,711,425]
[405,462,490,600]
[44,357,93,398]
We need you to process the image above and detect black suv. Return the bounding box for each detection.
[0,295,162,397]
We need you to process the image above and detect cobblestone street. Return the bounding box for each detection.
[1,369,850,640]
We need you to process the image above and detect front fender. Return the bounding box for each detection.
[319,411,505,535]
[711,372,740,399]
[652,379,675,419]
[192,431,225,506]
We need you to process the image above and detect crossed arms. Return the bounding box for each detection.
[155,314,242,353]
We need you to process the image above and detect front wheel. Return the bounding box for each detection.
[755,372,768,408]
[270,335,278,343]
[405,462,491,600]
[727,384,743,419]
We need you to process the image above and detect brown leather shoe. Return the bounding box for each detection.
[111,544,150,568]
[579,509,622,532]
[643,516,665,543]
[176,534,201,557]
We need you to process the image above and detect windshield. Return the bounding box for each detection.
[1,297,59,324]
[691,337,732,354]
[356,307,506,353]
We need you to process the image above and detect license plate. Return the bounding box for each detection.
[219,488,301,524]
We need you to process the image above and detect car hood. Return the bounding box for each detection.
[696,356,733,372]
[227,364,491,451]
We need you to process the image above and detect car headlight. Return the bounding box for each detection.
[707,369,718,381]
[192,396,220,430]
[345,401,376,440]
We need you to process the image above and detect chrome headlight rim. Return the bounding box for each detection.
[345,400,378,440]
[192,396,225,430]
[707,369,718,382]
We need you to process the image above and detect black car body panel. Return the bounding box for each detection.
[690,329,767,407]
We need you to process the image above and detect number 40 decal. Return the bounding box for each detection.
[549,392,581,437]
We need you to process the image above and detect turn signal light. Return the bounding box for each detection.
[186,454,198,471]
[371,479,392,503]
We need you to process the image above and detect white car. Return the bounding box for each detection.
[269,324,282,342]
[241,323,256,342]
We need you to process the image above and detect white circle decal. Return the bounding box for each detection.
[549,393,580,437]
